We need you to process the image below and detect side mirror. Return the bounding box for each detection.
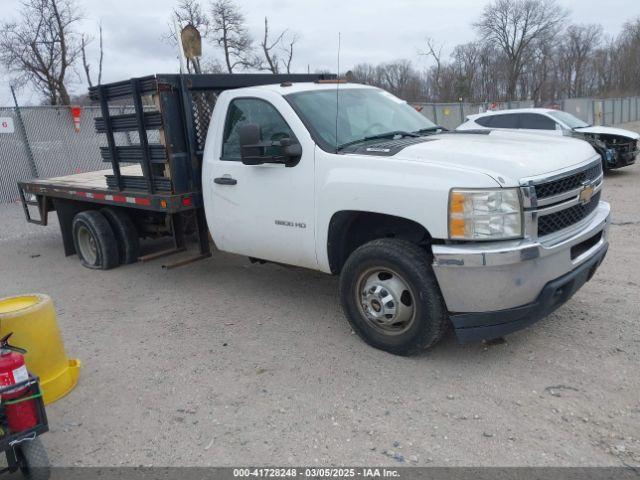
[239,124,263,164]
[239,123,302,166]
[279,137,303,159]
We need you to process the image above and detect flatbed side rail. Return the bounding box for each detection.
[18,180,201,214]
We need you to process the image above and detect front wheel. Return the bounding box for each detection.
[339,239,449,355]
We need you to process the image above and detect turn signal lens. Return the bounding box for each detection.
[449,192,466,214]
[449,218,466,238]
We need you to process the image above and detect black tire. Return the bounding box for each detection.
[72,210,120,270]
[18,437,50,480]
[339,238,449,356]
[101,207,140,264]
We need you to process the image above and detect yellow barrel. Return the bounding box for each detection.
[0,294,80,405]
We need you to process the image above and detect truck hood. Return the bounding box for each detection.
[574,126,640,140]
[394,130,598,186]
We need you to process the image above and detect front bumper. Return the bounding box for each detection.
[431,201,611,342]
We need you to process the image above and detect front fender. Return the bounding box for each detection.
[314,150,500,272]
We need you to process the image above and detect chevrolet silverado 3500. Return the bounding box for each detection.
[18,74,610,355]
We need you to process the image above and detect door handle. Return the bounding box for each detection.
[213,176,237,185]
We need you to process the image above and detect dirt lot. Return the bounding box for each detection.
[0,125,639,468]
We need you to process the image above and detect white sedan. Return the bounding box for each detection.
[457,108,639,170]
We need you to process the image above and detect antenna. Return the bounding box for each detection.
[335,32,341,153]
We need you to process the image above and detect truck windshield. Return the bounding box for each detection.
[547,111,590,129]
[285,88,438,152]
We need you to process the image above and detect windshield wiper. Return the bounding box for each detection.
[337,130,419,150]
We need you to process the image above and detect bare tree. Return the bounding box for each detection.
[349,63,381,85]
[523,40,554,102]
[451,42,479,100]
[164,0,209,73]
[562,24,602,96]
[260,17,285,73]
[614,17,640,95]
[259,17,299,74]
[200,57,224,73]
[474,0,567,100]
[420,38,443,99]
[0,0,83,105]
[81,22,104,88]
[162,0,211,45]
[98,23,104,85]
[349,12,637,103]
[281,32,299,74]
[209,0,254,73]
[351,60,426,101]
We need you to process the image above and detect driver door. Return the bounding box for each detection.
[205,96,317,270]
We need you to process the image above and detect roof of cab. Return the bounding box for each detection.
[248,81,379,95]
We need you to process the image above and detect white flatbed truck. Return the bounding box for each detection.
[18,74,610,355]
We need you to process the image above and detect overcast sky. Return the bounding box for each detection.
[0,0,636,105]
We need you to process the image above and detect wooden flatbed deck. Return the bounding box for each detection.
[28,165,143,190]
[19,164,200,214]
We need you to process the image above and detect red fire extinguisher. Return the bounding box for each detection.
[0,333,38,434]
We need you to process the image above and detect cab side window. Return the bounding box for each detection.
[519,113,556,130]
[222,98,296,161]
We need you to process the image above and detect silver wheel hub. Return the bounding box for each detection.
[358,269,414,334]
[77,226,98,264]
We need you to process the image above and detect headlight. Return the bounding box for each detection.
[448,188,522,240]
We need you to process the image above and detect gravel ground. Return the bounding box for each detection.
[0,125,639,469]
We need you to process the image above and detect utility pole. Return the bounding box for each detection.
[11,86,38,178]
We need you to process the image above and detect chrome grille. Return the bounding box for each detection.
[538,191,601,236]
[521,160,604,239]
[535,163,601,199]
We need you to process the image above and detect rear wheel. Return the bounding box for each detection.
[72,211,119,270]
[101,207,139,264]
[339,239,449,355]
[17,437,50,480]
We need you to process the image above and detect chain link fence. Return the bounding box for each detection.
[0,108,34,204]
[415,97,640,130]
[1,96,639,204]
[0,105,150,203]
[561,97,640,126]
[415,101,535,130]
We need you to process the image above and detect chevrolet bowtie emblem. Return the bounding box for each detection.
[579,184,594,205]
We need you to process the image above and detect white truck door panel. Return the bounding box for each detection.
[203,92,317,269]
